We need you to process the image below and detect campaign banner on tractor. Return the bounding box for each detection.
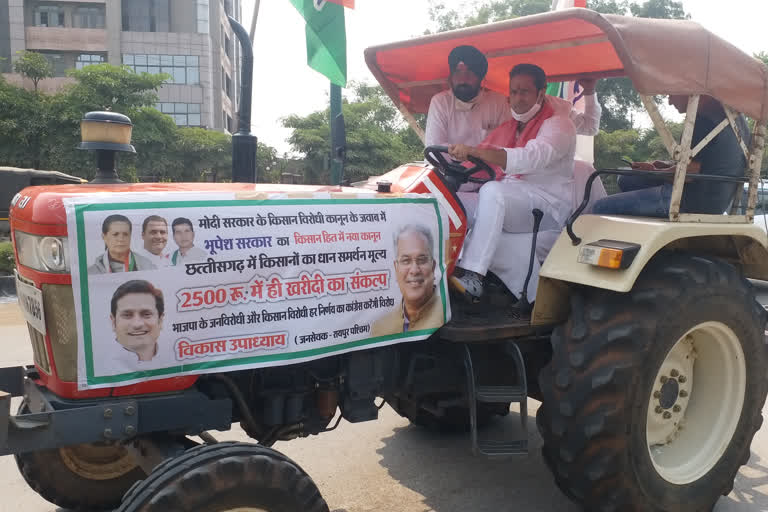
[64,192,451,389]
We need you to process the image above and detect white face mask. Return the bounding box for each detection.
[510,92,544,123]
[510,101,541,123]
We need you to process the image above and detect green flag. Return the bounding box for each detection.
[290,0,347,87]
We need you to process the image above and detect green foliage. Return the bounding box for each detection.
[13,51,53,91]
[0,80,50,168]
[257,143,281,183]
[755,52,768,68]
[594,122,681,191]
[587,0,629,14]
[0,241,14,274]
[629,0,688,18]
[283,82,423,184]
[0,63,278,183]
[426,0,551,32]
[65,64,168,114]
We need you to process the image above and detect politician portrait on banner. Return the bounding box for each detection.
[65,192,451,389]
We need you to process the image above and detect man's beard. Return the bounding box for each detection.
[452,83,480,103]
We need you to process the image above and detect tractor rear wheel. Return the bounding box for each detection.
[537,254,768,511]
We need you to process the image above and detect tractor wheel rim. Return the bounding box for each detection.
[646,321,746,485]
[59,443,138,480]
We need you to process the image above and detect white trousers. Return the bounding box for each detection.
[458,181,563,276]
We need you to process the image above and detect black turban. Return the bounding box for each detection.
[448,45,488,79]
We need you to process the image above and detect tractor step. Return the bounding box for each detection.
[477,439,528,457]
[463,344,529,458]
[476,386,526,403]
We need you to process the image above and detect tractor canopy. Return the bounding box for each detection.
[365,8,768,122]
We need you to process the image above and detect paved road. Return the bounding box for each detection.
[2,296,768,512]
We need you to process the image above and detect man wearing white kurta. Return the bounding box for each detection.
[425,45,511,148]
[448,64,577,299]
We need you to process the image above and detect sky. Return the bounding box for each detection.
[241,0,768,155]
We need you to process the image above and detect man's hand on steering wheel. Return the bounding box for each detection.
[447,143,472,162]
[423,145,496,185]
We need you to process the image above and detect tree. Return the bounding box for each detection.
[755,52,768,68]
[257,143,281,183]
[629,0,688,18]
[426,0,551,33]
[36,64,170,178]
[283,82,423,184]
[64,63,168,114]
[0,78,50,168]
[0,63,280,183]
[13,51,53,91]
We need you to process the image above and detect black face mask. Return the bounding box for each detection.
[452,83,480,103]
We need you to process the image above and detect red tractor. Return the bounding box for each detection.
[3,10,768,512]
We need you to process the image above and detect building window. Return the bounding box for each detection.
[34,5,64,27]
[123,54,200,85]
[73,6,106,29]
[220,25,232,59]
[41,52,66,76]
[76,54,105,69]
[156,103,202,126]
[38,51,105,76]
[223,111,233,132]
[122,0,170,32]
[222,69,232,99]
[196,0,210,34]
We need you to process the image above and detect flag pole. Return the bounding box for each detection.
[330,83,344,186]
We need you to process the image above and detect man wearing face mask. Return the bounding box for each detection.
[424,45,511,148]
[447,63,577,300]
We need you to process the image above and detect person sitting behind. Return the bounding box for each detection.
[447,63,577,300]
[591,95,750,217]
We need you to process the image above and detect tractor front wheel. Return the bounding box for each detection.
[117,442,328,512]
[15,440,146,511]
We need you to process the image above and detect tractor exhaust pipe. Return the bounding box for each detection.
[228,15,257,184]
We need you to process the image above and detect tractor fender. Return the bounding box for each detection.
[531,214,768,325]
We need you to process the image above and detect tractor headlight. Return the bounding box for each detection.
[15,231,70,273]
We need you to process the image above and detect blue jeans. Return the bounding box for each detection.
[591,176,672,217]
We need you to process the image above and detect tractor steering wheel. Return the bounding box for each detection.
[424,145,496,186]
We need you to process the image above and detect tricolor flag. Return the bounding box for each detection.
[290,0,348,86]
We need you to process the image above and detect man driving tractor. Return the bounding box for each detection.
[446,63,577,300]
